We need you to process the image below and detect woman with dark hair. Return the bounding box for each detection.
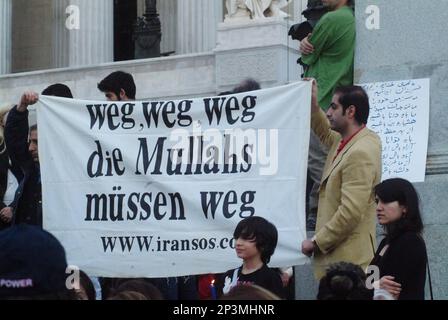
[369,178,428,300]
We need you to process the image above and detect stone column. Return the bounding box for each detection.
[293,0,309,23]
[158,0,177,54]
[53,0,113,68]
[0,0,12,74]
[177,0,223,54]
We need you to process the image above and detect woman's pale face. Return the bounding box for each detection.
[375,197,407,225]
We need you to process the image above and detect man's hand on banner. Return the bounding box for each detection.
[18,91,39,112]
[304,78,319,113]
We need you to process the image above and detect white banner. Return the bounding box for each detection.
[361,79,430,182]
[37,81,311,277]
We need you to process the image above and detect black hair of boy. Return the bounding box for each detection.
[97,71,136,100]
[233,216,278,264]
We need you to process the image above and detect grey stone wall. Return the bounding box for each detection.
[355,0,448,300]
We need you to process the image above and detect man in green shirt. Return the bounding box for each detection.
[299,0,355,230]
[301,0,355,109]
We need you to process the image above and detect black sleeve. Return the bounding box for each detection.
[0,142,9,204]
[4,106,33,172]
[0,146,10,228]
[383,234,427,300]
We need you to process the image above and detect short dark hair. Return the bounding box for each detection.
[317,262,373,300]
[233,216,278,264]
[97,71,136,99]
[232,78,261,94]
[41,84,73,98]
[334,86,370,125]
[375,178,424,239]
[29,124,37,133]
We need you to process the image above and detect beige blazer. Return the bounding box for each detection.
[311,109,382,279]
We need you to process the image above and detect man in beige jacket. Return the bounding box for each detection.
[302,79,382,279]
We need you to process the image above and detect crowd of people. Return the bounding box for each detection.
[0,0,431,300]
[0,175,429,300]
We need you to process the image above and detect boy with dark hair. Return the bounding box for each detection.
[216,216,284,298]
[97,71,136,101]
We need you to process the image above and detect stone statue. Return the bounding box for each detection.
[225,0,289,22]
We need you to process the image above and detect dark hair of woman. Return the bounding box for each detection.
[375,178,423,241]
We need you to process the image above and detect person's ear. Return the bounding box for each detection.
[119,89,127,100]
[401,206,408,217]
[348,105,356,119]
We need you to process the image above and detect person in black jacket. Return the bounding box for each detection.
[4,84,73,227]
[4,92,41,226]
[0,104,23,230]
[369,178,427,300]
